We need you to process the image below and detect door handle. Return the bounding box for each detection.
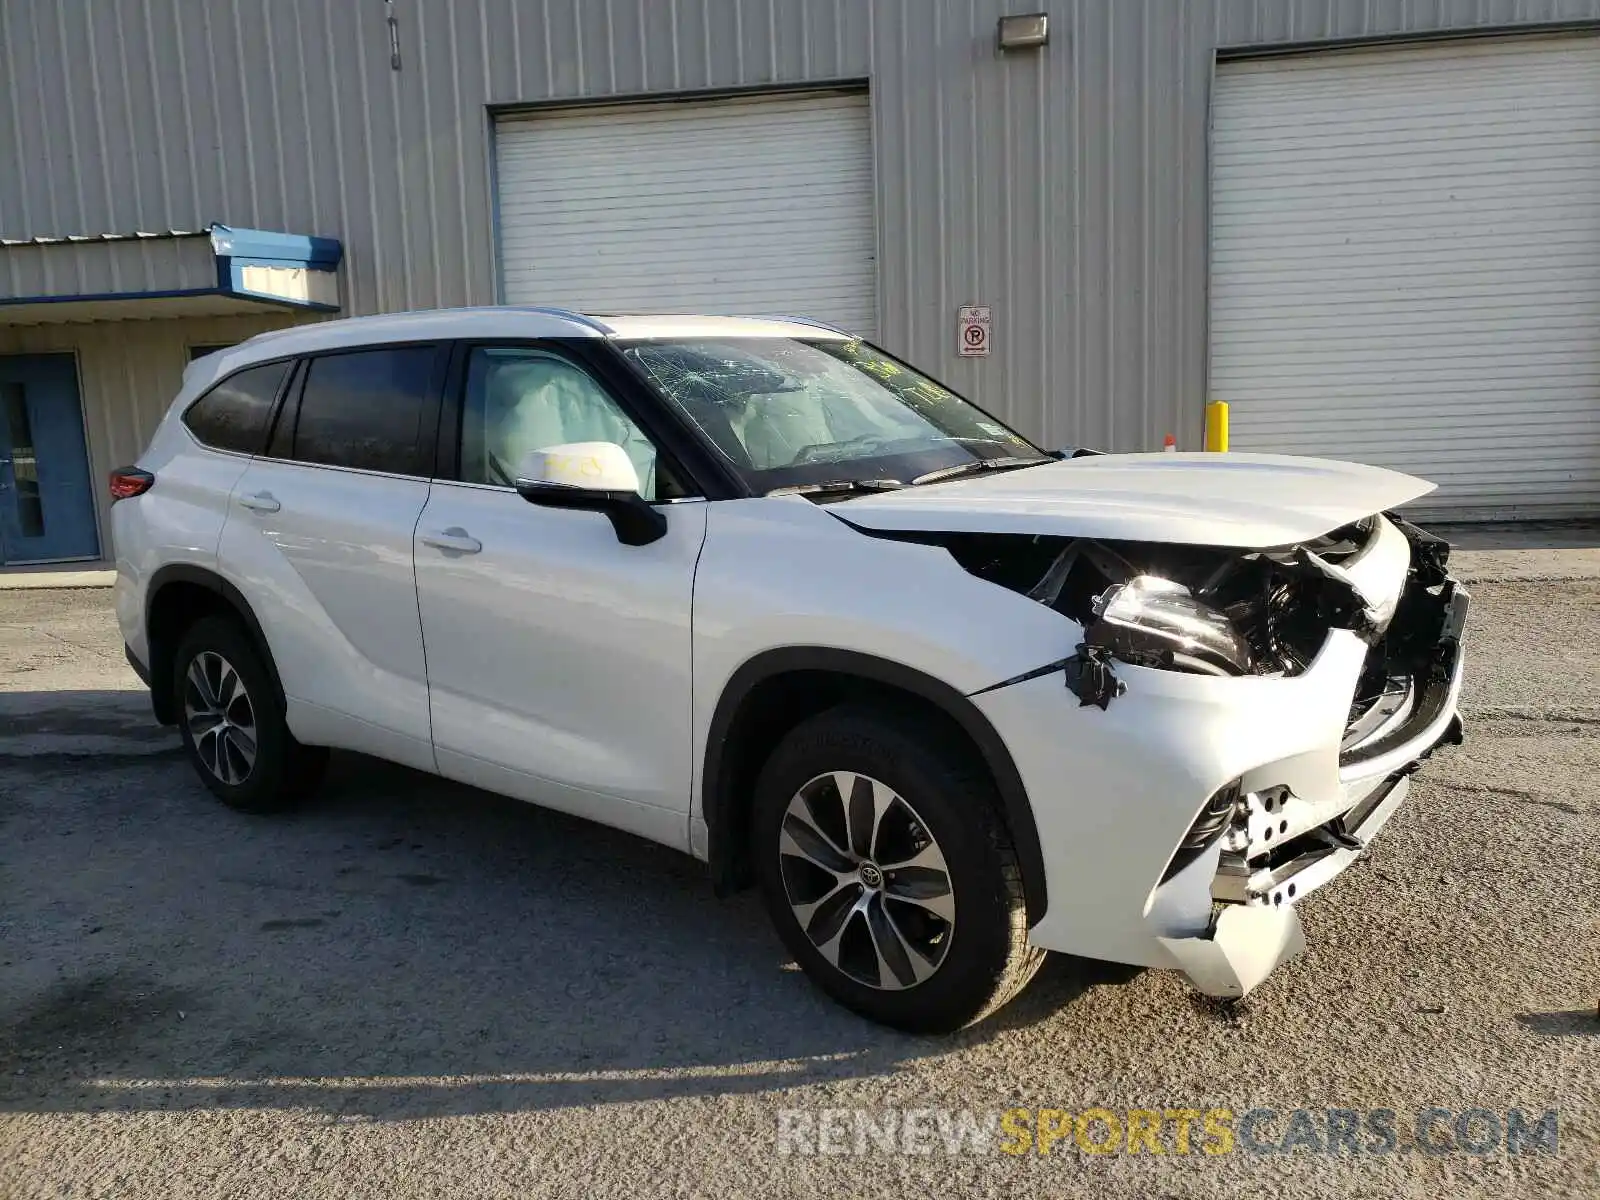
[238,491,281,513]
[419,527,482,554]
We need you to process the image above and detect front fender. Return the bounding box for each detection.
[691,498,1079,914]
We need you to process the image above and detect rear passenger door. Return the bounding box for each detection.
[217,343,448,772]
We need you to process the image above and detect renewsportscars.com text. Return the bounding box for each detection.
[775,1106,1559,1157]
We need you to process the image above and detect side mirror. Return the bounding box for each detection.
[513,442,667,547]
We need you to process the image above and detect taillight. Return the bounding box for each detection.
[109,467,155,501]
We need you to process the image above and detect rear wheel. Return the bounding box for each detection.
[173,616,326,813]
[751,705,1045,1032]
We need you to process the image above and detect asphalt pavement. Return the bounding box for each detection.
[0,570,1595,1199]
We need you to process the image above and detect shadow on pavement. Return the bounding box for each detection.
[1513,1010,1600,1039]
[0,721,1109,1121]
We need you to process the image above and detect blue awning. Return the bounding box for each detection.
[0,224,343,324]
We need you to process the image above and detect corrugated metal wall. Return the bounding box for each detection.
[4,0,1600,452]
[0,313,300,553]
[0,233,216,302]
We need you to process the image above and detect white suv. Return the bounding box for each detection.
[112,308,1466,1032]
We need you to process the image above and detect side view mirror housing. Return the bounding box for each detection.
[513,442,667,547]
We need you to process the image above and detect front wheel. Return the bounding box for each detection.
[751,705,1045,1032]
[173,616,327,813]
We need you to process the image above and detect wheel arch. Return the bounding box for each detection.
[145,564,284,725]
[702,647,1048,919]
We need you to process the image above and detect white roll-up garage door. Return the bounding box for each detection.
[494,91,877,337]
[1210,36,1600,517]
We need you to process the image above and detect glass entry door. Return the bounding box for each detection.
[0,355,99,564]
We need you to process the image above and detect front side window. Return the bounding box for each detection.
[290,347,436,475]
[182,360,290,455]
[619,337,1047,493]
[459,347,667,500]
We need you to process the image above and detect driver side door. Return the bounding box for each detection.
[413,342,706,850]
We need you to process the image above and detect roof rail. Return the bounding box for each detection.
[751,313,855,336]
[514,306,614,336]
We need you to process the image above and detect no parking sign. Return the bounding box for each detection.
[957,305,991,357]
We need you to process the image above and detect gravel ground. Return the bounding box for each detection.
[0,581,1595,1199]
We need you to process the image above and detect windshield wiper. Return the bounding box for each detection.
[911,456,1047,486]
[766,478,905,498]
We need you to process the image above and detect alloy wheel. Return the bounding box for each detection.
[778,771,956,990]
[183,650,258,785]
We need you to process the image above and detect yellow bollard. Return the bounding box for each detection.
[1204,400,1230,452]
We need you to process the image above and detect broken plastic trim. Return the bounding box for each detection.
[1387,512,1452,589]
[1063,644,1125,709]
[1290,545,1381,643]
[967,642,1127,709]
[1162,779,1244,883]
[1340,580,1468,774]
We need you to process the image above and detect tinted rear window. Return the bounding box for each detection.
[290,347,436,475]
[182,360,290,454]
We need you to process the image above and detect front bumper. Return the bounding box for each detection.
[1157,774,1414,997]
[971,524,1466,999]
[1155,581,1468,997]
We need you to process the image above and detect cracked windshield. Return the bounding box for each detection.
[621,337,1049,495]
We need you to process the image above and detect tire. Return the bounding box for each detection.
[173,615,327,813]
[751,704,1046,1033]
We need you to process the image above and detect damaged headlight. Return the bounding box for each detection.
[1087,575,1256,676]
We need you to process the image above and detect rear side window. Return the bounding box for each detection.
[182,360,290,454]
[290,347,436,475]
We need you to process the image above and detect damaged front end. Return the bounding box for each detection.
[922,511,1468,998]
[1156,517,1466,997]
[955,515,1403,707]
[1193,548,1468,916]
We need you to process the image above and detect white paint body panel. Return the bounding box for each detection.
[691,497,1081,717]
[494,93,878,336]
[831,452,1434,546]
[216,459,436,773]
[1211,36,1600,517]
[413,484,706,848]
[111,416,253,669]
[973,629,1372,967]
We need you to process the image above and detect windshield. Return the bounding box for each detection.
[618,337,1049,494]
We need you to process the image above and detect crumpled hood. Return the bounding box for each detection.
[833,452,1436,547]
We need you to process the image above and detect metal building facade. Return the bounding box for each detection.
[3,0,1599,556]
